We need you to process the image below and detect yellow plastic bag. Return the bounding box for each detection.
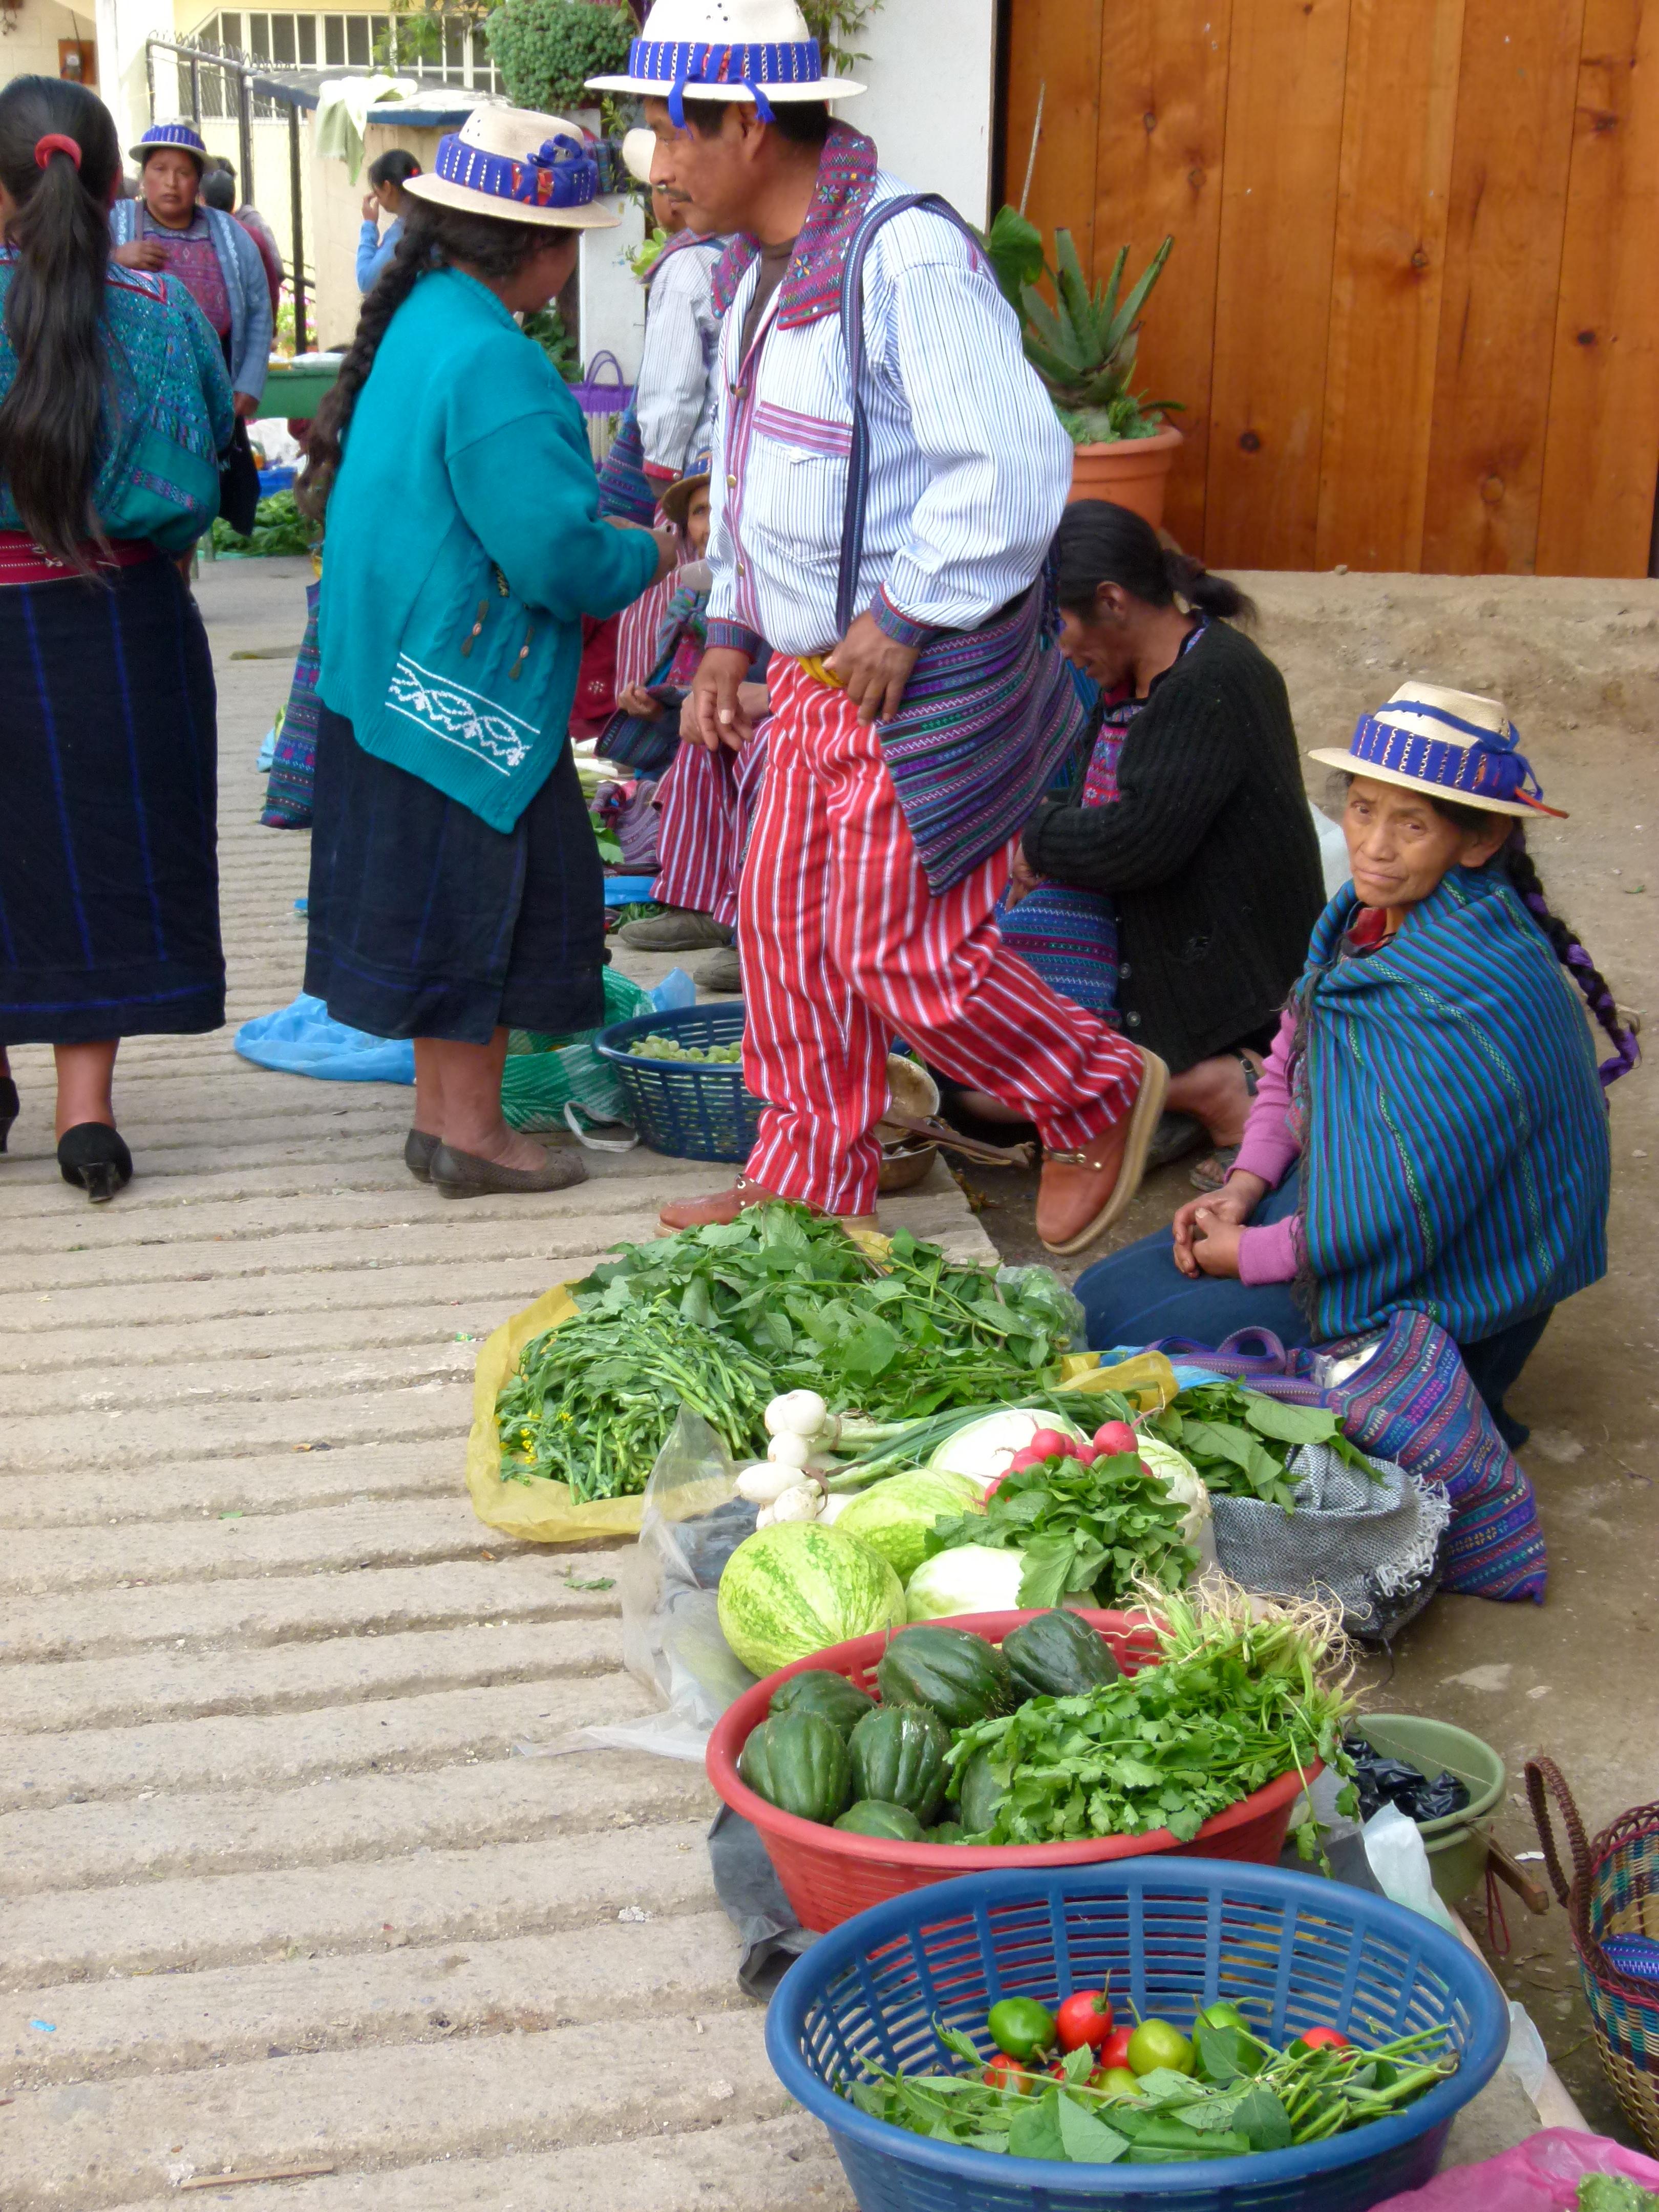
[465,1282,652,1545]
[1056,1349,1181,1414]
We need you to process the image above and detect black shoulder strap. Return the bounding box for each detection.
[834,191,985,639]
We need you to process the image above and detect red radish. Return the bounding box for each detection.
[1055,1988,1115,2051]
[1028,1428,1072,1462]
[1093,1419,1139,1457]
[1073,1443,1099,1466]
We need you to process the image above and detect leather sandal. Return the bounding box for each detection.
[429,1142,588,1199]
[1034,1048,1169,1257]
[657,1174,878,1235]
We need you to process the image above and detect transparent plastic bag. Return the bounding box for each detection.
[583,1409,758,1762]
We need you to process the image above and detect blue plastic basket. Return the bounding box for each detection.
[767,1858,1507,2212]
[593,1004,765,1162]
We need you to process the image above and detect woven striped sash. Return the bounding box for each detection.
[836,196,1086,895]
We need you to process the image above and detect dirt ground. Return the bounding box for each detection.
[975,569,1659,2140]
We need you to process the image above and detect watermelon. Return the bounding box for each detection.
[834,1799,928,1841]
[877,1624,1014,1731]
[718,1520,906,1678]
[833,1469,982,1581]
[739,1711,853,1824]
[848,1703,950,1824]
[1002,1609,1121,1701]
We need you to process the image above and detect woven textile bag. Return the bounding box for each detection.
[1527,1756,1659,2152]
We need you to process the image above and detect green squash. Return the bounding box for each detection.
[958,1748,1007,1837]
[834,1799,928,1842]
[1002,1609,1122,1702]
[928,1820,966,1845]
[847,1703,950,1824]
[738,1710,853,1825]
[768,1667,877,1737]
[875,1624,1014,1732]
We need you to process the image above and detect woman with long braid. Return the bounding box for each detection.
[1076,684,1638,1449]
[297,108,673,1198]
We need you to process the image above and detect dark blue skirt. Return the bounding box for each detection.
[0,556,223,1046]
[304,702,604,1044]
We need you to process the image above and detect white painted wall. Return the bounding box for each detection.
[578,193,648,386]
[97,0,178,154]
[852,0,997,226]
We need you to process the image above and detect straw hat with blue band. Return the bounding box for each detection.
[129,119,209,170]
[401,106,621,230]
[587,0,864,118]
[1308,682,1568,820]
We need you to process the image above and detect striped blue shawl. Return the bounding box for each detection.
[1300,866,1610,1344]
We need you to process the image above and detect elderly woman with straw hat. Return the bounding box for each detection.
[296,109,675,1198]
[1075,684,1640,1448]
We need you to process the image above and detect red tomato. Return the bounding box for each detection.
[1295,2027,1351,2052]
[1093,1420,1140,1456]
[1055,1989,1115,2051]
[1028,1428,1073,1461]
[1098,2025,1135,2072]
[982,2055,1033,2092]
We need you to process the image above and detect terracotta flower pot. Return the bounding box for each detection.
[1066,423,1184,528]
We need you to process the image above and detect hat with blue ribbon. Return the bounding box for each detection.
[129,120,209,169]
[660,450,713,529]
[1309,683,1568,819]
[402,107,619,230]
[587,0,863,123]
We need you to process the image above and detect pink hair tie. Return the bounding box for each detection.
[34,134,83,171]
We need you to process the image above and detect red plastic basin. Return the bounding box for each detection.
[705,1608,1319,1934]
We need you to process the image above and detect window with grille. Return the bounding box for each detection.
[192,11,501,91]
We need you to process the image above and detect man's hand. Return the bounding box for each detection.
[603,518,680,585]
[736,680,770,722]
[1170,1172,1266,1279]
[690,646,756,753]
[616,682,660,719]
[233,392,261,422]
[823,609,919,725]
[114,238,168,270]
[1003,842,1045,913]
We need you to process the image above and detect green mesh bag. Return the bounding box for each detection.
[500,969,653,1131]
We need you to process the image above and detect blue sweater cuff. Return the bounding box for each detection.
[870,585,937,649]
[707,617,765,657]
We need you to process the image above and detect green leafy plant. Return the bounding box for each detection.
[521,304,580,381]
[1148,1382,1381,1513]
[800,0,884,75]
[982,204,1177,448]
[483,0,632,112]
[210,491,317,558]
[926,1452,1197,1609]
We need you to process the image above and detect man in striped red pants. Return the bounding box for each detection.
[606,7,1165,1257]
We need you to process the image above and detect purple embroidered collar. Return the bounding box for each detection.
[710,121,878,330]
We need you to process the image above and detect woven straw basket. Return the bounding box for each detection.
[1528,1755,1659,2151]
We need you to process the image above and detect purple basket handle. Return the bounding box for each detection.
[1151,1328,1295,1375]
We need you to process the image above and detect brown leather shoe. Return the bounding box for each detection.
[657,1176,878,1235]
[1035,1048,1171,1257]
[430,1142,588,1198]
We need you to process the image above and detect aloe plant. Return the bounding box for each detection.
[982,205,1178,447]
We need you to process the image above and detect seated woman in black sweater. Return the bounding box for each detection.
[1005,503,1325,1179]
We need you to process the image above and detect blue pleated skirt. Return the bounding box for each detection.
[0,555,224,1046]
[304,702,604,1044]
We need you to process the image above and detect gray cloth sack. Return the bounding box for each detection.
[1209,1442,1451,1638]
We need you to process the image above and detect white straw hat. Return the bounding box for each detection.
[621,126,657,187]
[1308,683,1566,819]
[588,0,864,112]
[402,107,620,229]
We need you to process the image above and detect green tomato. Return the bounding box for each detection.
[1197,2000,1250,2033]
[1126,2018,1195,2077]
[1089,2066,1142,2100]
[987,1997,1057,2062]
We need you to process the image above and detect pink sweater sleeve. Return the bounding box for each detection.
[1230,1009,1302,1285]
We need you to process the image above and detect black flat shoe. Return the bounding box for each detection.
[57,1122,133,1204]
[0,1074,17,1154]
[404,1128,441,1183]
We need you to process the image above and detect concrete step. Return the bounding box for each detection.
[0,1669,654,1814]
[0,1743,703,1897]
[3,1817,714,1986]
[2,1617,625,1734]
[88,2113,853,2212]
[0,1439,461,1532]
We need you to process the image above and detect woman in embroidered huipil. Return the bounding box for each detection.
[0,78,234,1202]
[297,107,672,1200]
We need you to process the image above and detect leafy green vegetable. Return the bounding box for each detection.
[495,1306,773,1500]
[1579,2180,1659,2212]
[211,490,316,558]
[925,1453,1196,1609]
[1148,1381,1380,1513]
[943,1592,1355,1845]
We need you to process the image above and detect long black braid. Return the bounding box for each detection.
[297,200,562,524]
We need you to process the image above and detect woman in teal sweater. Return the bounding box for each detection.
[299,108,672,1198]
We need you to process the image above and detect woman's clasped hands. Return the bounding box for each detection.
[1170,1168,1269,1280]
